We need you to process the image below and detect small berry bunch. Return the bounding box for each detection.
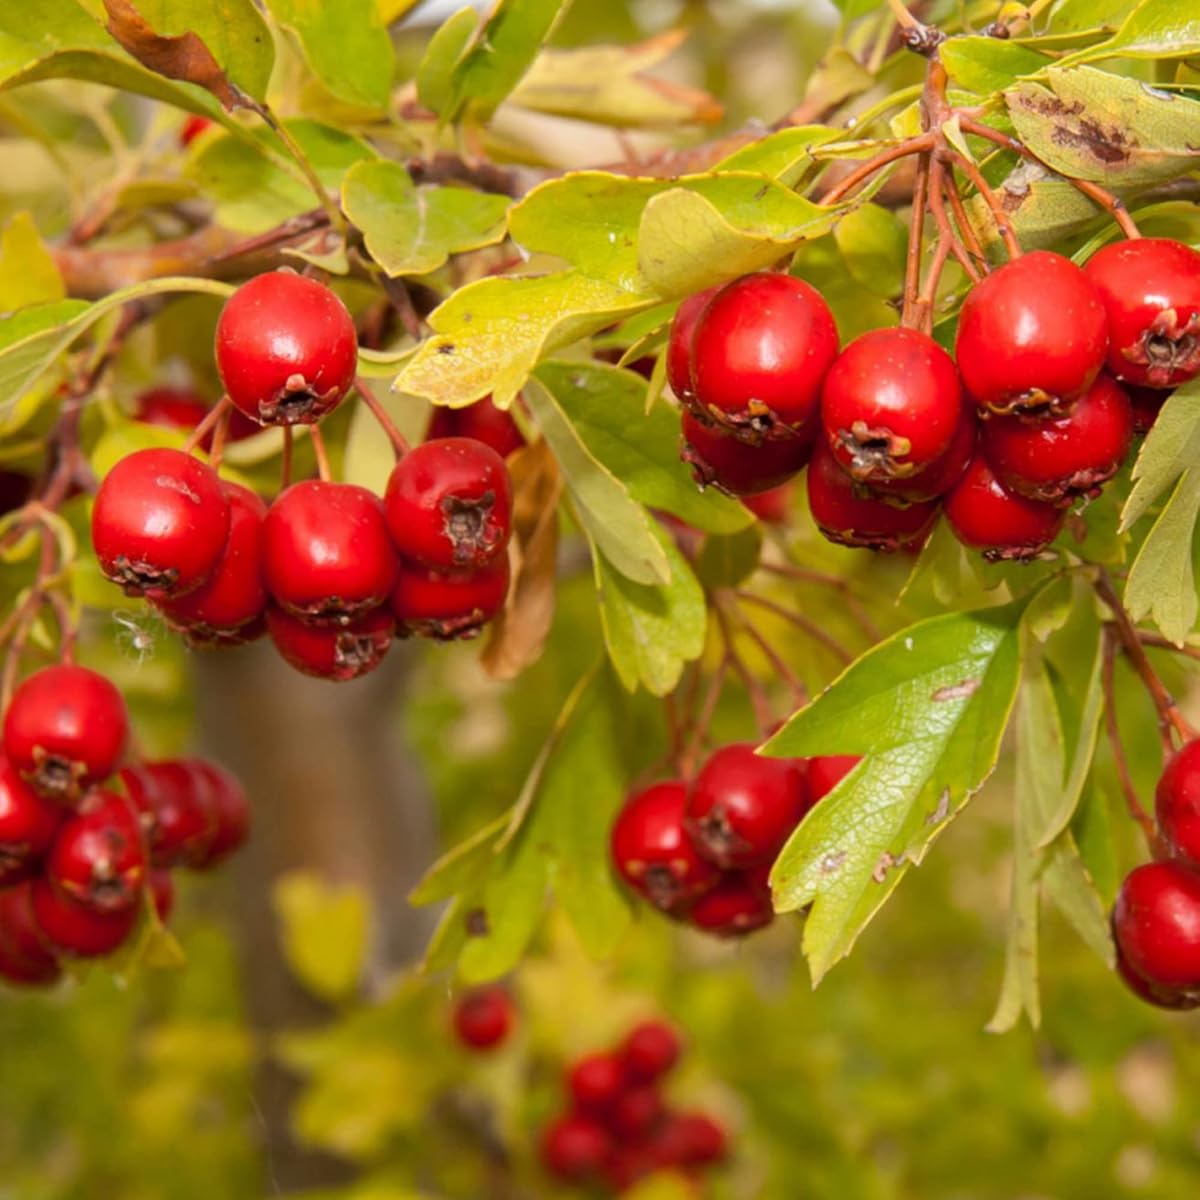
[90,272,516,682]
[541,1020,727,1192]
[452,983,517,1051]
[611,746,859,938]
[0,664,248,985]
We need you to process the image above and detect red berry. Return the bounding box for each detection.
[1112,860,1200,991]
[3,665,129,801]
[666,287,719,404]
[215,272,358,426]
[686,742,809,869]
[189,761,250,869]
[389,558,510,642]
[568,1051,627,1115]
[610,1084,665,1141]
[46,789,146,913]
[30,876,138,958]
[689,871,775,937]
[1156,740,1200,871]
[122,761,216,869]
[982,374,1133,506]
[1084,237,1200,389]
[741,483,793,524]
[944,456,1065,562]
[179,114,212,146]
[183,611,268,650]
[822,326,963,484]
[452,985,515,1050]
[867,401,977,504]
[654,1111,729,1167]
[426,396,525,459]
[540,1114,613,1183]
[0,882,61,986]
[605,1145,655,1193]
[611,781,721,912]
[157,481,268,640]
[690,272,839,442]
[955,250,1108,416]
[384,439,513,571]
[91,448,230,598]
[620,1020,683,1083]
[807,755,861,804]
[266,605,394,682]
[0,760,62,881]
[681,409,813,497]
[807,440,938,553]
[1115,943,1199,1010]
[1129,384,1170,434]
[133,387,259,449]
[264,481,398,623]
[149,869,175,923]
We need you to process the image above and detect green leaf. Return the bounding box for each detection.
[1122,380,1200,529]
[0,211,64,310]
[524,375,669,586]
[534,360,752,535]
[341,160,508,278]
[1064,0,1200,62]
[940,37,1052,95]
[715,125,835,185]
[832,203,907,299]
[1042,838,1114,966]
[264,0,393,108]
[458,835,547,982]
[966,171,1100,251]
[764,603,1024,981]
[409,815,508,906]
[415,5,477,116]
[273,871,369,1004]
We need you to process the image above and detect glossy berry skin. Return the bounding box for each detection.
[807,441,938,553]
[189,761,250,869]
[690,272,839,442]
[1156,741,1200,871]
[944,456,1065,562]
[215,272,358,426]
[681,409,814,497]
[134,386,258,448]
[122,761,216,870]
[620,1020,682,1083]
[46,789,146,913]
[1129,385,1170,434]
[266,605,394,682]
[157,482,268,639]
[868,401,976,505]
[741,483,793,524]
[611,1085,665,1141]
[0,762,62,880]
[654,1111,729,1167]
[689,871,775,938]
[0,882,61,986]
[3,665,129,802]
[390,558,509,642]
[1115,945,1199,1010]
[540,1115,613,1183]
[568,1052,627,1115]
[384,439,512,571]
[1085,238,1200,389]
[427,396,525,459]
[822,327,963,484]
[453,985,515,1051]
[956,251,1108,416]
[149,869,175,924]
[666,287,719,404]
[983,374,1133,506]
[30,876,138,958]
[686,742,809,869]
[264,482,397,623]
[611,781,720,912]
[1112,860,1200,991]
[92,448,230,598]
[807,755,861,805]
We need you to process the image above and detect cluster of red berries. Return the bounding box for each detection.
[452,982,517,1051]
[90,272,516,681]
[541,1020,727,1192]
[0,664,247,985]
[1111,741,1200,1010]
[669,239,1200,559]
[611,749,858,938]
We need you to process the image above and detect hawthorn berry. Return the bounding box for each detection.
[610,781,721,912]
[214,272,358,426]
[389,558,510,642]
[426,396,526,459]
[741,483,794,524]
[666,286,719,404]
[654,1111,729,1167]
[540,1114,613,1183]
[0,882,61,986]
[189,761,250,869]
[266,605,394,682]
[689,272,839,442]
[686,742,809,869]
[1084,237,1200,389]
[1115,944,1199,1010]
[1112,860,1200,991]
[264,481,398,623]
[868,401,976,504]
[384,438,512,571]
[1129,384,1170,435]
[982,374,1133,506]
[3,665,129,801]
[133,386,258,448]
[179,114,212,146]
[689,871,775,938]
[46,789,147,913]
[122,761,216,869]
[452,985,515,1051]
[568,1051,627,1115]
[955,250,1108,416]
[681,409,814,497]
[807,441,938,553]
[1156,741,1200,871]
[0,761,61,881]
[149,869,175,924]
[29,875,138,958]
[620,1020,682,1083]
[91,447,230,598]
[944,456,1065,561]
[611,1084,665,1141]
[807,754,861,804]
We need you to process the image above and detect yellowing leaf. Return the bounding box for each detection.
[273,871,369,1004]
[0,211,65,311]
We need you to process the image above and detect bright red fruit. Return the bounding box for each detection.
[3,665,129,801]
[1129,385,1170,434]
[1112,860,1200,991]
[807,755,861,804]
[1115,944,1199,1010]
[1156,741,1200,871]
[610,781,720,912]
[955,250,1108,416]
[390,558,510,641]
[30,876,138,958]
[944,456,1065,561]
[384,438,512,571]
[611,1085,665,1141]
[122,761,216,869]
[807,441,938,553]
[666,287,719,404]
[179,115,213,146]
[741,483,793,524]
[92,448,230,598]
[620,1020,682,1083]
[453,985,515,1050]
[133,386,259,447]
[266,605,394,682]
[689,272,839,442]
[0,883,61,986]
[689,871,775,938]
[190,761,250,869]
[149,869,175,923]
[568,1052,627,1115]
[1084,238,1200,389]
[215,272,358,426]
[654,1111,729,1167]
[46,789,146,913]
[540,1115,613,1183]
[426,396,525,459]
[264,481,398,623]
[982,374,1133,505]
[868,401,976,504]
[0,761,61,879]
[681,409,813,496]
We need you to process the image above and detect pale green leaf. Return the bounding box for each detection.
[833,203,906,299]
[0,211,64,311]
[1043,838,1115,966]
[1121,380,1200,529]
[415,5,477,116]
[940,36,1052,95]
[273,871,369,1004]
[1065,0,1200,61]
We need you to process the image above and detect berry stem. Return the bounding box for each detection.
[1102,627,1158,846]
[281,426,294,489]
[760,561,882,641]
[679,655,729,779]
[208,402,232,471]
[1133,631,1200,662]
[356,377,411,458]
[900,148,933,328]
[941,164,991,276]
[819,132,936,207]
[713,605,775,738]
[310,424,332,483]
[728,601,808,707]
[928,160,983,284]
[733,590,854,665]
[946,149,1022,260]
[182,395,233,456]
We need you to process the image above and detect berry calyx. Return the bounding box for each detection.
[681,409,814,496]
[620,1020,682,1083]
[214,272,358,426]
[29,876,138,958]
[688,871,775,938]
[46,789,147,913]
[3,665,129,801]
[666,287,719,404]
[955,250,1108,416]
[866,400,976,504]
[821,326,963,483]
[426,395,526,459]
[568,1051,627,1115]
[0,882,61,986]
[1084,238,1200,389]
[266,605,394,682]
[0,761,62,880]
[389,558,510,642]
[689,272,839,442]
[91,448,230,598]
[944,456,1065,561]
[540,1115,613,1183]
[1156,740,1200,871]
[1112,860,1200,992]
[807,755,861,804]
[452,985,515,1051]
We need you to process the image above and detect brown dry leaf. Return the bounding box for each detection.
[482,439,563,681]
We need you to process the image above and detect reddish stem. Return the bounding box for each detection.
[310,424,332,483]
[183,395,233,455]
[946,149,1022,261]
[901,149,932,328]
[734,590,854,665]
[356,377,411,458]
[819,132,936,206]
[1102,628,1158,846]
